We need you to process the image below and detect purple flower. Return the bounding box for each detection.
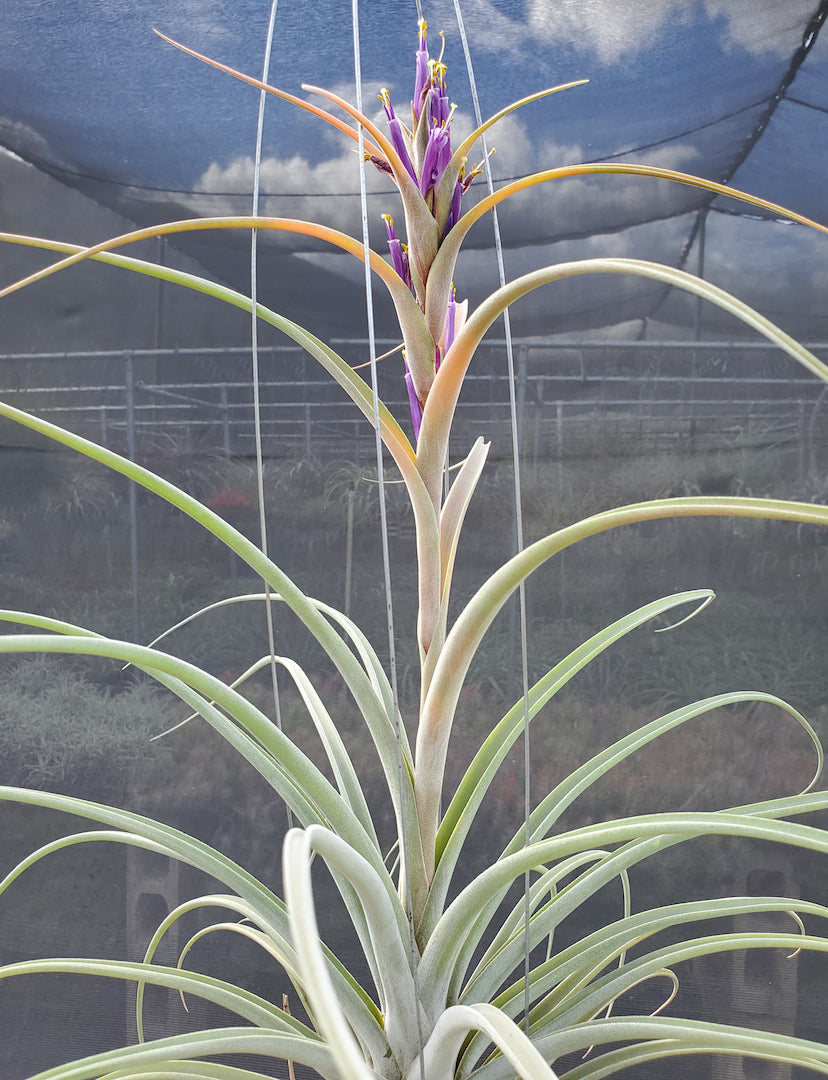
[443,178,463,236]
[404,361,423,439]
[425,64,450,129]
[382,214,413,292]
[413,19,429,121]
[367,154,393,176]
[420,123,451,201]
[379,89,417,183]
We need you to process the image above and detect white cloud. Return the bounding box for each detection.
[139,0,234,44]
[463,0,816,65]
[525,0,696,65]
[0,116,56,164]
[479,120,703,249]
[0,143,31,165]
[186,147,389,244]
[188,102,702,253]
[702,0,818,56]
[184,87,398,238]
[703,213,828,303]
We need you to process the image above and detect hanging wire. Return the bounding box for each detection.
[250,0,292,828]
[452,0,535,1034]
[351,2,426,1075]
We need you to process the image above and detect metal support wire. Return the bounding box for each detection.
[351,2,426,1076]
[251,0,291,825]
[452,0,535,1033]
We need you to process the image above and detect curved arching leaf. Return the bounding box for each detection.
[0,381,428,908]
[530,931,827,1039]
[453,789,828,1013]
[421,591,714,935]
[415,496,828,883]
[471,1015,828,1080]
[0,957,294,1033]
[413,1002,561,1080]
[503,695,822,857]
[137,593,398,737]
[471,895,828,1024]
[424,161,828,348]
[282,827,393,1079]
[12,1027,340,1080]
[418,256,828,505]
[418,807,828,1018]
[153,30,386,157]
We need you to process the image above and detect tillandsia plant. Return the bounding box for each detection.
[4,14,828,1080]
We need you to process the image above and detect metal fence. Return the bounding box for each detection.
[1,339,826,468]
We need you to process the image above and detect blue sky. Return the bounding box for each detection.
[1,0,817,191]
[1,0,826,339]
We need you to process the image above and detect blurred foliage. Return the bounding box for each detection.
[2,440,826,722]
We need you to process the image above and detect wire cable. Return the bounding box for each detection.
[250,0,291,828]
[452,0,535,1034]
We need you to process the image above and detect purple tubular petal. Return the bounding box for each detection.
[404,368,423,440]
[437,92,451,127]
[444,179,463,236]
[425,87,440,128]
[426,73,450,128]
[382,216,413,291]
[388,117,417,182]
[420,125,451,197]
[380,92,417,182]
[388,242,404,276]
[413,21,429,120]
[389,240,409,285]
[369,155,394,176]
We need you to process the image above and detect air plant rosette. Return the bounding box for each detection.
[2,16,828,1080]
